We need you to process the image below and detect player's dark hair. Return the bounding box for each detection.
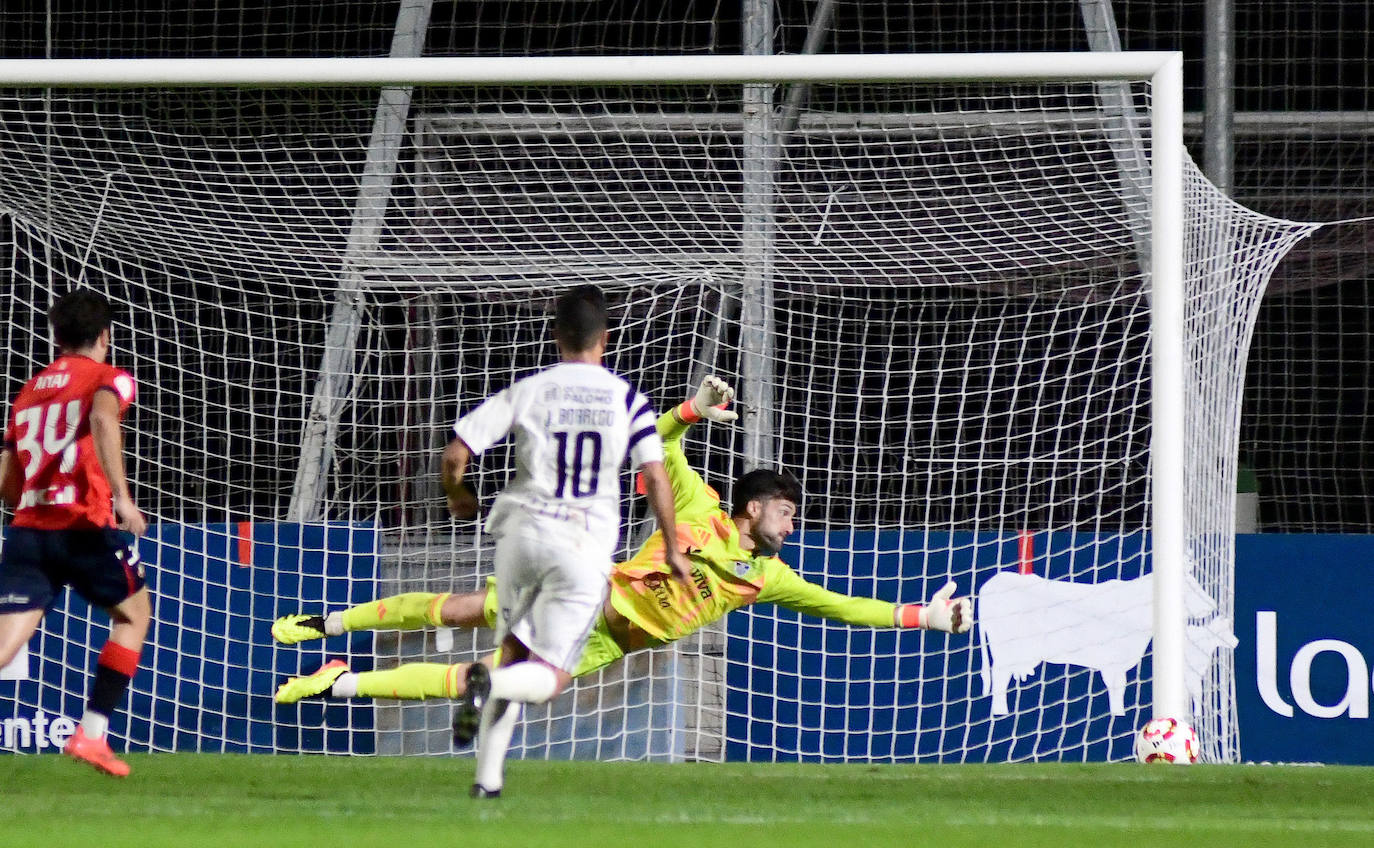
[730,469,803,517]
[48,289,112,351]
[554,285,608,352]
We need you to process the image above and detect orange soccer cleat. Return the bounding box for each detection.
[63,727,131,777]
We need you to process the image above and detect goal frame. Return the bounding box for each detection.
[0,51,1190,723]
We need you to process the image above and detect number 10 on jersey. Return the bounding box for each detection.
[553,430,602,498]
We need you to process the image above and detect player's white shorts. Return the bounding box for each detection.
[492,512,613,673]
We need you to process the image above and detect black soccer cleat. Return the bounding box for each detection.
[469,783,501,799]
[452,663,491,746]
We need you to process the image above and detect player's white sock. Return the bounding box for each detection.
[488,662,558,704]
[80,710,109,740]
[324,611,345,637]
[330,672,359,698]
[473,700,522,793]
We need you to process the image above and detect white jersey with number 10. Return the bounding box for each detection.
[453,362,663,556]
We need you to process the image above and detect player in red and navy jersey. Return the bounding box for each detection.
[0,289,149,777]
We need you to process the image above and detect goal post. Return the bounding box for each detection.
[0,53,1311,763]
[1146,52,1188,724]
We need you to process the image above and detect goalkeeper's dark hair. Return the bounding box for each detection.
[730,469,803,516]
[554,285,609,352]
[49,289,112,350]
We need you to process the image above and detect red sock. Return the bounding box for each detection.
[89,642,141,718]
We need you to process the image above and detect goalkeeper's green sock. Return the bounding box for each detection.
[339,592,449,634]
[342,662,467,701]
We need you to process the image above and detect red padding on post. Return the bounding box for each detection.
[1018,530,1035,574]
[236,521,253,567]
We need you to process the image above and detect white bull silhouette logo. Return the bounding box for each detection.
[978,571,1233,716]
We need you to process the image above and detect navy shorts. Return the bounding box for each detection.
[0,526,146,613]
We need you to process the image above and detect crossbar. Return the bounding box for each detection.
[0,52,1179,87]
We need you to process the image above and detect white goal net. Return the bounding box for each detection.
[0,56,1315,762]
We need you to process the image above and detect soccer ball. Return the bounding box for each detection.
[1134,717,1198,764]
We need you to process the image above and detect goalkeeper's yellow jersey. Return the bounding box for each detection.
[608,410,899,644]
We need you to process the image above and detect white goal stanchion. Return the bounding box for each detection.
[0,55,1316,762]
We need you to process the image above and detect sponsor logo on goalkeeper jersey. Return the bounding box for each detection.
[0,709,77,751]
[644,572,672,609]
[642,566,714,607]
[692,567,713,600]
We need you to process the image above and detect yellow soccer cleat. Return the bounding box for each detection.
[271,613,328,645]
[275,659,349,704]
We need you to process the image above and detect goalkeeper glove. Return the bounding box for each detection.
[677,375,738,423]
[900,581,974,634]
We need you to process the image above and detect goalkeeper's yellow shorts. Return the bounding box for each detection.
[481,577,625,678]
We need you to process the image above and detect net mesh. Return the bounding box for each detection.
[0,73,1312,761]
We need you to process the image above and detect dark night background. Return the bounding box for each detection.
[0,1,1369,532]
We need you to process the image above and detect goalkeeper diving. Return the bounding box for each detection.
[273,377,974,705]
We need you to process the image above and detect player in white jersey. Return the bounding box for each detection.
[444,285,690,799]
[454,364,657,566]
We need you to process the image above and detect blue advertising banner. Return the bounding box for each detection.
[0,522,377,754]
[725,530,1374,764]
[726,529,1163,762]
[1234,534,1374,765]
[7,524,1369,763]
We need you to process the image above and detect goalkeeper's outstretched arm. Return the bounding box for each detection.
[760,562,974,635]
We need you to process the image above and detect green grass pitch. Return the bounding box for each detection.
[5,755,1373,847]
